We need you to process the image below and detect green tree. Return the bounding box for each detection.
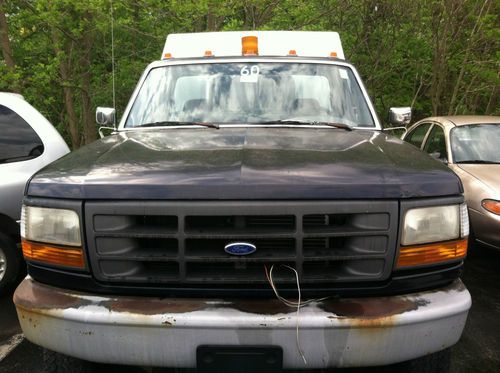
[0,0,497,149]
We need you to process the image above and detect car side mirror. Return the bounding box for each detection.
[388,107,411,126]
[96,107,116,138]
[96,107,116,126]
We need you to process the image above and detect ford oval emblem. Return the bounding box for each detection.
[224,242,257,256]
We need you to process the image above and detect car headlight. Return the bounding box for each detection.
[397,203,468,268]
[401,204,468,245]
[21,206,81,246]
[21,205,85,268]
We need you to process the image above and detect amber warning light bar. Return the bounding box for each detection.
[161,31,345,60]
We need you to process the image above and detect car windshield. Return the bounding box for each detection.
[451,124,500,163]
[124,62,375,128]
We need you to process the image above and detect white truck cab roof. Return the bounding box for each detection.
[162,31,345,60]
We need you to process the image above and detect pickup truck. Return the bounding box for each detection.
[14,31,471,372]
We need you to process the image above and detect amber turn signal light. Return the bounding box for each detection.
[22,239,85,269]
[482,199,500,215]
[396,238,467,268]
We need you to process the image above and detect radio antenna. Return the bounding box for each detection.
[110,0,116,127]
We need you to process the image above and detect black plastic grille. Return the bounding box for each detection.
[85,201,398,287]
[186,215,295,232]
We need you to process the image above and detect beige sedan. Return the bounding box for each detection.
[403,116,500,250]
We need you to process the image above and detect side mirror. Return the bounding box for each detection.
[96,107,116,138]
[96,107,116,126]
[388,107,411,126]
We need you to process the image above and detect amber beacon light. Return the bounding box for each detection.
[242,36,259,56]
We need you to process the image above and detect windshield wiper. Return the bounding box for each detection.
[135,121,219,129]
[259,120,353,131]
[311,121,353,131]
[456,160,500,164]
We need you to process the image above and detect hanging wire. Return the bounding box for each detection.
[110,0,116,127]
[264,264,333,365]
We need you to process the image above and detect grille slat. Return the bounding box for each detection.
[181,232,295,239]
[92,231,179,239]
[86,201,397,288]
[303,230,390,238]
[298,254,386,261]
[95,255,179,262]
[94,214,178,233]
[186,215,295,233]
[184,257,298,263]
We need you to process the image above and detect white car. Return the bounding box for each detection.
[0,92,69,294]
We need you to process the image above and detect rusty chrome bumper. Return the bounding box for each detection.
[14,277,471,369]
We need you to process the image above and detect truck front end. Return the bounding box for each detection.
[14,31,471,371]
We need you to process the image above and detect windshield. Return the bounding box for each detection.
[125,62,375,128]
[451,124,500,163]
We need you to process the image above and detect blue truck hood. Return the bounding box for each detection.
[27,127,462,200]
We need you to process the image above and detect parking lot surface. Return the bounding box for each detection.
[1,244,499,373]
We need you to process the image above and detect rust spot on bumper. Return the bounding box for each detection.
[17,306,45,332]
[14,278,208,315]
[319,281,463,321]
[16,278,465,324]
[101,298,206,315]
[320,297,428,318]
[104,298,295,316]
[14,278,92,311]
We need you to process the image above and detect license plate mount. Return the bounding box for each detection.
[196,345,283,373]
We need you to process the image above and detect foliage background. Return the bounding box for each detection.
[0,0,498,149]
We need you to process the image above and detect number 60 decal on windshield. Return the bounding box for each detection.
[240,65,260,83]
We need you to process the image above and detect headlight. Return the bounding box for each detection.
[397,203,469,269]
[21,205,85,269]
[402,204,467,245]
[21,206,81,246]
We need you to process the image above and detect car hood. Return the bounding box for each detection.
[456,164,500,194]
[28,127,462,200]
